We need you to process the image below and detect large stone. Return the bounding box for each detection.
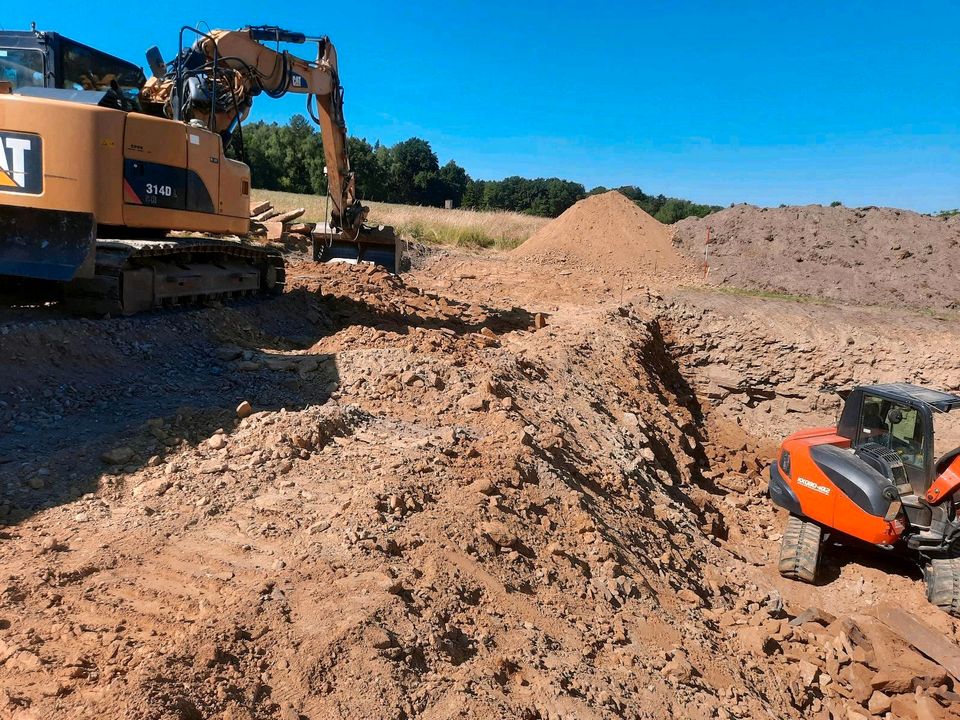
[481,521,517,549]
[236,401,254,419]
[870,660,947,694]
[867,691,891,715]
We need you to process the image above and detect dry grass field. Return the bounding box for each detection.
[251,189,549,250]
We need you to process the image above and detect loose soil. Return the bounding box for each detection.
[673,204,960,310]
[514,191,695,282]
[1,216,959,719]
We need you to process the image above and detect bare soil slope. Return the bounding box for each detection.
[1,239,960,719]
[514,191,695,281]
[673,204,960,309]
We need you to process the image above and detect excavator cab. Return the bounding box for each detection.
[0,30,144,98]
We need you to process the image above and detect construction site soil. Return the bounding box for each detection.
[674,204,960,310]
[1,195,960,719]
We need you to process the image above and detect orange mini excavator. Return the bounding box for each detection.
[769,383,960,616]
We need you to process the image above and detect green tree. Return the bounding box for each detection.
[347,137,385,200]
[386,138,440,204]
[438,160,470,206]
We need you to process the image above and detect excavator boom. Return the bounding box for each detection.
[143,26,395,266]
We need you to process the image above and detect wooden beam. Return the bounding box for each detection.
[875,605,960,681]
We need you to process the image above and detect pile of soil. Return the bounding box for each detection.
[673,204,960,309]
[514,191,695,281]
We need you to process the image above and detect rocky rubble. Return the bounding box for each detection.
[1,248,960,718]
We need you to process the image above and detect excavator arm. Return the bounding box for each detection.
[142,26,387,253]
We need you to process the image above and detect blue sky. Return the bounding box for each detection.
[5,1,959,211]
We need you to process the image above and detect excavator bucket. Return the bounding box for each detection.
[313,224,401,273]
[0,206,97,281]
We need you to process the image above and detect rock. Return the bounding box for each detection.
[101,446,135,465]
[236,401,253,419]
[26,476,44,490]
[867,691,891,715]
[847,662,876,703]
[200,460,226,474]
[481,520,517,549]
[480,327,498,339]
[677,588,702,606]
[132,478,171,498]
[870,660,947,694]
[39,536,66,553]
[208,434,227,450]
[534,313,547,329]
[272,207,306,223]
[263,220,286,242]
[458,393,487,412]
[472,477,498,496]
[249,200,272,216]
[845,707,870,720]
[789,606,837,627]
[890,693,919,720]
[797,659,819,687]
[366,626,394,650]
[916,692,945,720]
[661,651,695,683]
[214,346,243,362]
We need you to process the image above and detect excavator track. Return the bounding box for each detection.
[63,237,285,316]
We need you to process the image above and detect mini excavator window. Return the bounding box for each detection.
[857,394,928,479]
[0,48,44,89]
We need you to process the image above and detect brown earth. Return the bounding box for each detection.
[0,227,959,718]
[514,190,696,282]
[673,204,960,309]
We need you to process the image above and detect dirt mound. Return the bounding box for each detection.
[514,191,695,280]
[673,204,960,309]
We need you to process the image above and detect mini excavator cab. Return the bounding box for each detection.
[771,383,960,616]
[838,384,960,497]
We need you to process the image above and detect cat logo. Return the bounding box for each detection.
[0,131,43,195]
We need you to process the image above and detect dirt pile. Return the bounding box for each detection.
[514,191,695,280]
[658,289,960,442]
[673,204,960,309]
[0,261,811,719]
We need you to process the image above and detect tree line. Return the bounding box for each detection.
[239,116,721,222]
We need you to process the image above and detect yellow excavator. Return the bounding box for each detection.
[0,25,397,314]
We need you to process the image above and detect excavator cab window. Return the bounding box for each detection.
[0,48,44,89]
[857,394,928,489]
[59,39,142,97]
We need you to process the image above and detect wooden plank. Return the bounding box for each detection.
[252,208,281,222]
[875,605,960,680]
[272,207,306,224]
